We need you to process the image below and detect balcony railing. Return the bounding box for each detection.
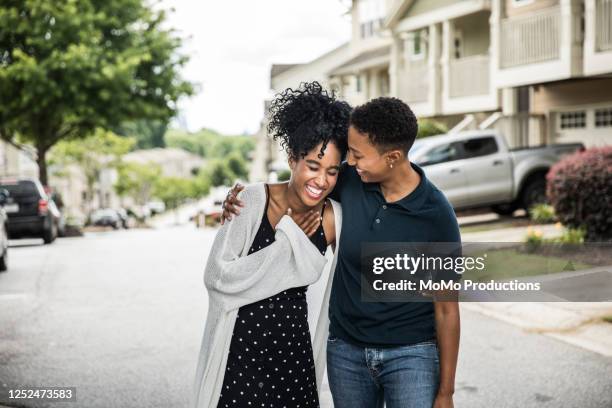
[398,61,428,103]
[500,6,561,68]
[449,54,490,98]
[596,0,612,51]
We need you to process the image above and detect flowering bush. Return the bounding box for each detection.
[547,146,612,242]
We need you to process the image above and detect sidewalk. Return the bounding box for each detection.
[462,265,612,357]
[458,221,612,357]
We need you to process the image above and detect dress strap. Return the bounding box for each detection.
[319,199,327,219]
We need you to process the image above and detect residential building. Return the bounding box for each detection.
[327,0,395,106]
[386,0,612,147]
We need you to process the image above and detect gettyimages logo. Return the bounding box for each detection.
[360,242,612,302]
[371,253,486,275]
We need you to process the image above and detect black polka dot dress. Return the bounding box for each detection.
[217,186,327,408]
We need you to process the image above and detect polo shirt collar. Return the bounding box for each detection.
[363,162,430,212]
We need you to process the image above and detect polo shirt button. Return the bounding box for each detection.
[258,382,264,388]
[382,205,387,210]
[375,218,381,223]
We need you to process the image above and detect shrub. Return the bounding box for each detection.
[277,169,291,182]
[524,226,544,252]
[547,146,612,242]
[417,119,448,139]
[555,227,586,245]
[529,203,556,224]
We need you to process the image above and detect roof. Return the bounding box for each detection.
[270,64,301,78]
[328,46,391,76]
[269,42,351,82]
[384,0,416,29]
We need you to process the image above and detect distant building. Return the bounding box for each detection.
[0,141,38,179]
[123,147,206,179]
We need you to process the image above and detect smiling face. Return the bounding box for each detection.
[288,142,342,207]
[347,125,394,183]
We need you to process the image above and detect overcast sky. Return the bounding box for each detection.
[162,0,351,135]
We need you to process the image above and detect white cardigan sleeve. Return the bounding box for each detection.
[204,189,328,312]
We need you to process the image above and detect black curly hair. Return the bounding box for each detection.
[267,81,351,162]
[349,97,418,154]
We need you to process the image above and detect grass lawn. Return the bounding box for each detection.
[462,248,594,282]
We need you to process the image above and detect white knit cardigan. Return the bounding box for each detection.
[192,183,342,408]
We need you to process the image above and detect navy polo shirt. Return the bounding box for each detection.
[328,162,461,347]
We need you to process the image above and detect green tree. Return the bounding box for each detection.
[113,119,167,150]
[0,0,193,185]
[206,160,234,187]
[192,171,212,197]
[152,176,195,210]
[165,128,255,161]
[226,152,249,181]
[114,161,162,205]
[49,129,135,210]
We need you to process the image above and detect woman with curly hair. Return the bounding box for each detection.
[192,82,351,408]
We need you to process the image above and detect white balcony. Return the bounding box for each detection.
[492,0,583,88]
[441,53,499,115]
[584,0,612,75]
[500,7,561,69]
[449,55,490,98]
[397,61,429,104]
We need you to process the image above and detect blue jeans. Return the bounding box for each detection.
[327,335,440,408]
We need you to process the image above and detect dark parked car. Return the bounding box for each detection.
[0,178,61,244]
[0,189,10,270]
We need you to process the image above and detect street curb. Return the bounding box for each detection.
[462,302,612,357]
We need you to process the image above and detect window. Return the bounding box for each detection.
[358,0,385,39]
[559,111,587,129]
[453,30,463,59]
[413,31,422,55]
[419,143,460,166]
[595,107,612,128]
[404,30,426,61]
[462,137,499,159]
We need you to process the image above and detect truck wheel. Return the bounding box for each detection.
[521,177,547,211]
[491,203,517,216]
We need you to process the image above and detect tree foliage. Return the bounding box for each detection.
[152,176,196,210]
[113,119,167,150]
[165,128,255,161]
[0,0,193,185]
[49,128,135,208]
[114,161,162,205]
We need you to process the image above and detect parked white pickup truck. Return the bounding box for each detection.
[410,130,584,214]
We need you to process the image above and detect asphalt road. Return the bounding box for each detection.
[0,226,610,408]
